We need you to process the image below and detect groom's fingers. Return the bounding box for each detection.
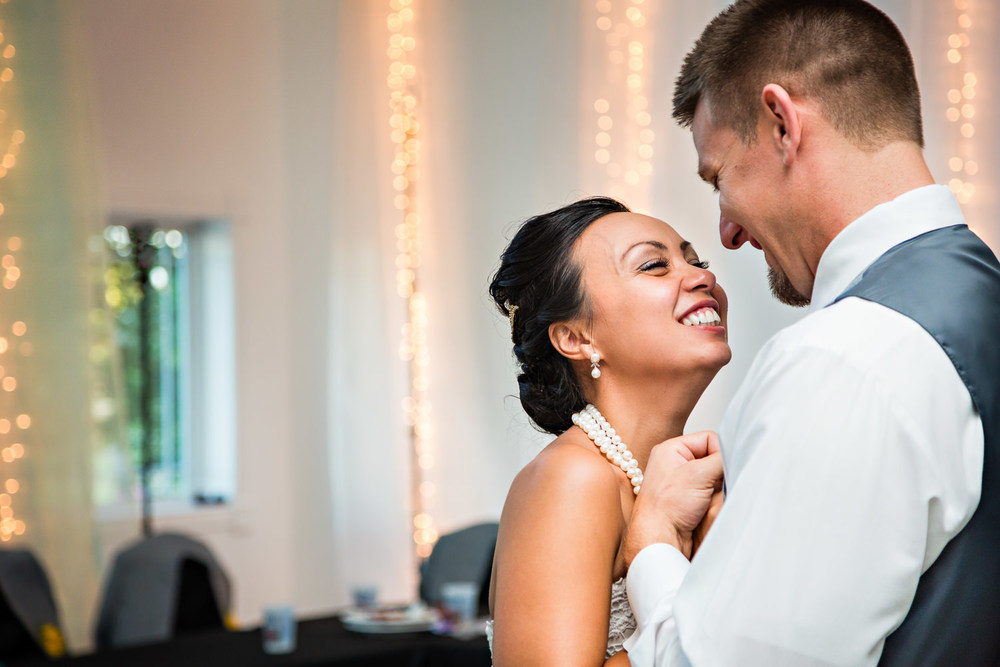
[645,447,724,493]
[691,451,724,487]
[650,430,720,466]
[676,430,721,458]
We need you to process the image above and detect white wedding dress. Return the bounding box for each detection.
[485,576,636,660]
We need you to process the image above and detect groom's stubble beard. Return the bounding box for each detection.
[768,266,811,307]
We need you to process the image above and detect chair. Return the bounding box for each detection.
[419,522,498,614]
[95,532,232,649]
[0,547,65,660]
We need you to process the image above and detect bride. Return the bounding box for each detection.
[486,197,731,665]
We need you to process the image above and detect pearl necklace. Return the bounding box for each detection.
[571,404,643,494]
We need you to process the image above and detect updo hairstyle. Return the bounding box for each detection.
[489,197,630,435]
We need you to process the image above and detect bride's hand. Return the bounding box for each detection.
[692,487,723,557]
[624,431,724,562]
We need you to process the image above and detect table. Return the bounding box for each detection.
[14,615,491,667]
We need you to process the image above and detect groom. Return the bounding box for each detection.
[623,1,1000,665]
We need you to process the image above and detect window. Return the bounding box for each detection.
[96,219,236,509]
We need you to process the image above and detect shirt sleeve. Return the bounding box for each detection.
[625,303,982,665]
[622,543,691,666]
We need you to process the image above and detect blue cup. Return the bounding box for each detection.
[262,605,296,654]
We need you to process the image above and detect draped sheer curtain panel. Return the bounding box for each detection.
[0,0,129,652]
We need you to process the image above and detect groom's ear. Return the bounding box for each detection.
[761,83,802,167]
[549,321,591,362]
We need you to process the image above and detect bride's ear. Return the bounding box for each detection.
[549,321,592,362]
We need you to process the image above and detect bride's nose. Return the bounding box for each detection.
[682,262,717,293]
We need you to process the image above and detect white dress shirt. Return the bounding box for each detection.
[624,185,985,666]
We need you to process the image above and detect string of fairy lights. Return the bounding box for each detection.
[386,0,437,561]
[593,0,653,201]
[0,2,27,543]
[945,0,977,206]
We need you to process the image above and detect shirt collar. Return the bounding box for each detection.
[808,184,967,311]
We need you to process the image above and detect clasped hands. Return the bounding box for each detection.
[625,431,724,564]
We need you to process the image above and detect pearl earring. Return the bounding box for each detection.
[590,352,601,379]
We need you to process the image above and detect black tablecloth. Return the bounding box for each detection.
[14,615,491,667]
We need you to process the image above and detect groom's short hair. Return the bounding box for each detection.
[673,0,923,150]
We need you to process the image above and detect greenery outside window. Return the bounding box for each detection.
[97,219,236,513]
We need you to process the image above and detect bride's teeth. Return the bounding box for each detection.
[682,307,721,326]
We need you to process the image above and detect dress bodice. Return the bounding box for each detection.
[485,576,636,660]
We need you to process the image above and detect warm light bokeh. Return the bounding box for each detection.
[387,0,437,562]
[946,5,977,207]
[0,9,23,543]
[592,0,654,205]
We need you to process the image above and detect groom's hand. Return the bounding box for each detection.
[692,488,724,557]
[624,431,724,564]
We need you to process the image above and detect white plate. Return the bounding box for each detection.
[340,605,440,634]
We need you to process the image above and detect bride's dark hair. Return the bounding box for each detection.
[489,197,630,435]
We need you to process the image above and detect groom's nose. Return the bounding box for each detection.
[720,214,750,250]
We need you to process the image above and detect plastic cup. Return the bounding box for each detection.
[261,605,296,654]
[351,584,378,609]
[440,581,479,635]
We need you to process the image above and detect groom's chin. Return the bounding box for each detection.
[767,267,811,308]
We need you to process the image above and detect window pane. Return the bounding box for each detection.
[103,224,189,501]
[95,220,236,510]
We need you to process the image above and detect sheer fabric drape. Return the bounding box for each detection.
[2,0,129,651]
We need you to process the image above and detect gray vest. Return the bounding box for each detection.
[833,224,1000,666]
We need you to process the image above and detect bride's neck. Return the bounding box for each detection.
[584,379,705,470]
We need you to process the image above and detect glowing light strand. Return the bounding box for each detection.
[593,0,653,200]
[387,0,437,560]
[945,0,977,206]
[0,4,26,542]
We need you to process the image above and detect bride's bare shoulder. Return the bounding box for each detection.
[504,431,620,512]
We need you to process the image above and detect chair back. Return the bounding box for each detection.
[419,522,498,613]
[0,548,65,659]
[95,532,232,649]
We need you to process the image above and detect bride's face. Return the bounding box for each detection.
[574,212,731,379]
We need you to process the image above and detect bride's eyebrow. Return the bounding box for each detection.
[620,240,669,263]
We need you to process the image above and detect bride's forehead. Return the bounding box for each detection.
[583,212,683,246]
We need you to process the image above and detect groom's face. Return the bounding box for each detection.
[690,98,811,307]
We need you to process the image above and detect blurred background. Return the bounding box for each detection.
[0,0,994,653]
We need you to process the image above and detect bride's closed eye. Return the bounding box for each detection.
[639,258,669,273]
